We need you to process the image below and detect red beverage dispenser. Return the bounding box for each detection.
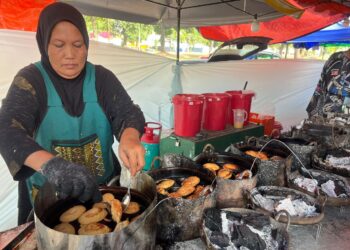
[172,94,204,137]
[226,90,255,126]
[202,93,230,131]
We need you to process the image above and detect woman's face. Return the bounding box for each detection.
[48,21,87,79]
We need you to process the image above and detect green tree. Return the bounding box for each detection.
[84,16,116,38]
[115,21,154,48]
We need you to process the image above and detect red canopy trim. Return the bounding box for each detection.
[0,0,55,31]
[198,2,350,44]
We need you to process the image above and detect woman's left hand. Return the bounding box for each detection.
[118,128,145,176]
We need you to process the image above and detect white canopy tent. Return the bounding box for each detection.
[64,0,284,27]
[0,29,323,231]
[63,0,284,61]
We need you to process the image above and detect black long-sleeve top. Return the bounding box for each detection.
[0,63,145,181]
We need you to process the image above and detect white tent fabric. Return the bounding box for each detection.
[0,29,323,231]
[63,0,284,27]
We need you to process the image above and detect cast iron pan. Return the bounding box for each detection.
[277,137,314,146]
[148,166,215,196]
[195,151,259,176]
[237,145,291,159]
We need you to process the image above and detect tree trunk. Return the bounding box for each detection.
[159,23,166,52]
[91,17,97,39]
[122,31,127,47]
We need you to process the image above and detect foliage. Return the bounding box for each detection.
[84,15,212,51]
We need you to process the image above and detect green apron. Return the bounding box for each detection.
[26,62,114,202]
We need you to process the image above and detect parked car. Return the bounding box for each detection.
[245,51,281,60]
[207,36,274,62]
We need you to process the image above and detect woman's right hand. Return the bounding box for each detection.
[41,157,102,202]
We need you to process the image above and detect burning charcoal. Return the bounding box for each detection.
[225,211,242,223]
[209,231,230,248]
[241,213,270,231]
[204,208,222,232]
[231,224,266,249]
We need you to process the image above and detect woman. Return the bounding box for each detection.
[0,2,145,225]
[307,49,350,117]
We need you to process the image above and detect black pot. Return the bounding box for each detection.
[34,173,157,250]
[148,166,216,243]
[312,146,350,177]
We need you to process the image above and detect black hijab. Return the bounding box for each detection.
[36,2,90,116]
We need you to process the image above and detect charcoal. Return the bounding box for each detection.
[326,148,350,158]
[204,208,222,232]
[334,180,348,196]
[231,224,266,250]
[225,211,242,222]
[209,231,230,248]
[241,213,270,230]
[271,229,288,250]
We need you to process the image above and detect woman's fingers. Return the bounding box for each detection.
[118,143,145,176]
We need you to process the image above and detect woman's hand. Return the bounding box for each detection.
[118,128,145,176]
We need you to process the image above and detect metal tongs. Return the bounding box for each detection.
[121,173,133,212]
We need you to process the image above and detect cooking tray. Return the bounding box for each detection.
[201,207,289,250]
[249,186,325,225]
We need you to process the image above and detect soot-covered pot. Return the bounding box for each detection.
[34,173,157,250]
[249,186,325,225]
[201,207,289,250]
[195,149,259,208]
[286,160,350,206]
[290,117,350,148]
[234,144,291,187]
[312,146,350,177]
[265,136,316,171]
[148,165,216,243]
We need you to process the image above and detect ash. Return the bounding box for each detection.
[294,177,318,193]
[321,180,345,198]
[275,198,317,217]
[253,193,317,217]
[326,155,350,170]
[251,193,274,211]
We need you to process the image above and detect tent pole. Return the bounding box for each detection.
[176,6,181,64]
